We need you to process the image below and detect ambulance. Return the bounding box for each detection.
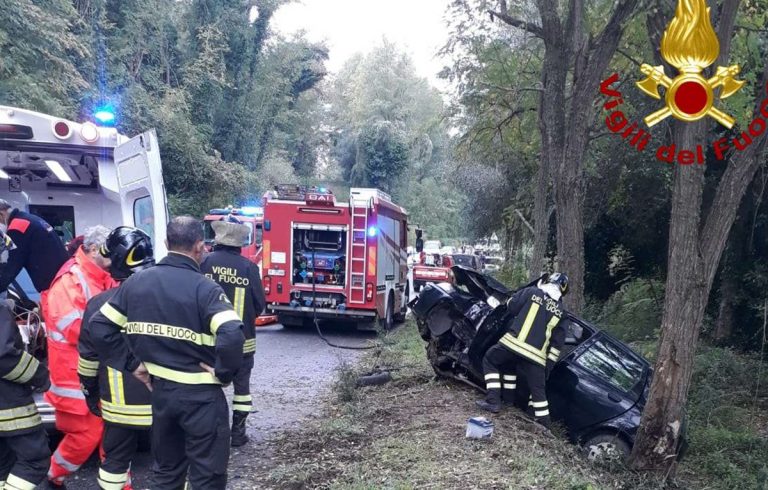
[0,106,168,260]
[1,105,169,430]
[261,185,408,329]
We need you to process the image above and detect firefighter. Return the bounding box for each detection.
[42,225,116,487]
[0,230,52,490]
[90,216,245,490]
[201,215,266,447]
[475,273,569,427]
[0,199,69,294]
[78,227,155,490]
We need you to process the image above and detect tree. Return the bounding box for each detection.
[485,0,639,312]
[0,0,89,115]
[630,0,768,470]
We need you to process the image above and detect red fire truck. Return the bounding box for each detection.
[203,206,277,326]
[261,185,409,329]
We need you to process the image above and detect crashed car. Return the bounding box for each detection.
[410,266,652,460]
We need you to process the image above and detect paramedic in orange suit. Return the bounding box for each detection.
[41,225,117,488]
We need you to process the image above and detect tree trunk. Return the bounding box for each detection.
[629,123,707,470]
[714,272,736,341]
[530,99,551,280]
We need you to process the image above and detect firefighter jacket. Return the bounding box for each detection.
[201,247,266,356]
[0,304,49,436]
[78,288,152,428]
[41,247,117,415]
[0,209,69,293]
[90,252,245,386]
[498,286,566,368]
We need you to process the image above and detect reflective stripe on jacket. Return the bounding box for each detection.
[498,286,566,367]
[0,304,47,435]
[78,289,152,428]
[42,248,116,415]
[90,252,245,387]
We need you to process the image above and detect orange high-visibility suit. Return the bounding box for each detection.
[41,247,116,486]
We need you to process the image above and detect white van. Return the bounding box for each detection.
[1,105,169,429]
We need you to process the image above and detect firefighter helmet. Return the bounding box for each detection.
[547,272,569,296]
[101,226,155,280]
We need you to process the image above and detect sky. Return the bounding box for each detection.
[271,0,452,90]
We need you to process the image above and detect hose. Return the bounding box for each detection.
[309,245,376,351]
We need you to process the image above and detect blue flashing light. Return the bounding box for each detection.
[317,187,327,193]
[368,226,378,237]
[240,206,263,216]
[93,103,116,125]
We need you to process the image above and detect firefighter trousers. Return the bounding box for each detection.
[151,379,230,490]
[482,344,551,426]
[49,410,104,485]
[97,424,145,490]
[0,428,50,489]
[232,355,254,415]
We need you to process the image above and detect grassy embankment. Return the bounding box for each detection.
[252,321,679,489]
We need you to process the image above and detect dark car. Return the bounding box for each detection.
[410,266,653,460]
[450,254,482,271]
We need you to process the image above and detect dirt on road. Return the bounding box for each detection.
[57,323,375,489]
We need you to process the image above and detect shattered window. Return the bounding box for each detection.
[573,338,643,392]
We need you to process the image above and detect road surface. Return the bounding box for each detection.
[55,323,375,489]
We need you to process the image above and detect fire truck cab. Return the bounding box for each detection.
[0,105,169,266]
[203,206,264,264]
[262,185,408,329]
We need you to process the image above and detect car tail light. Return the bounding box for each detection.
[420,251,425,264]
[443,256,453,267]
[263,276,272,295]
[366,282,374,301]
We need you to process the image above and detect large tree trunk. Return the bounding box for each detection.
[629,123,708,470]
[530,109,550,280]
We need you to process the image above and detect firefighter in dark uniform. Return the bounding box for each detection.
[78,227,156,490]
[200,216,266,447]
[0,230,52,490]
[476,273,569,427]
[90,216,245,490]
[0,200,69,294]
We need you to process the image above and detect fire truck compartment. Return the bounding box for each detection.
[292,227,347,287]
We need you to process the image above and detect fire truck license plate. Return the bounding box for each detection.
[268,269,286,276]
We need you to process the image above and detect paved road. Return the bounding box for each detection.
[56,323,375,489]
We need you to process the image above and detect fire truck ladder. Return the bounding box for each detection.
[349,196,369,305]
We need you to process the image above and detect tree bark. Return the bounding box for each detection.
[630,0,768,470]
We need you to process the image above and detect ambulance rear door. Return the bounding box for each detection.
[114,130,168,258]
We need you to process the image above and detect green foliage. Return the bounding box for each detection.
[597,279,664,343]
[0,0,89,115]
[682,346,768,488]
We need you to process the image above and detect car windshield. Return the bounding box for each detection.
[573,337,645,392]
[451,255,476,267]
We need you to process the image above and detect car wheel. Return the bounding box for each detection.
[583,433,631,463]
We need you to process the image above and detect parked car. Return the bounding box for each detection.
[482,255,504,273]
[409,267,679,461]
[450,254,482,271]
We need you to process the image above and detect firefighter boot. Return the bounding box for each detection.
[231,411,249,447]
[475,388,501,413]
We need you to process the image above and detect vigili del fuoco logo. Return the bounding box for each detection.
[598,0,768,164]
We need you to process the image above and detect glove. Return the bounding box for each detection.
[31,376,50,394]
[81,384,102,417]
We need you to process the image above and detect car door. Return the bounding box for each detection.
[114,130,169,259]
[547,331,646,434]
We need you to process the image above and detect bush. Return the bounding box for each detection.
[597,278,663,343]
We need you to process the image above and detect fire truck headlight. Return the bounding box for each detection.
[367,226,377,237]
